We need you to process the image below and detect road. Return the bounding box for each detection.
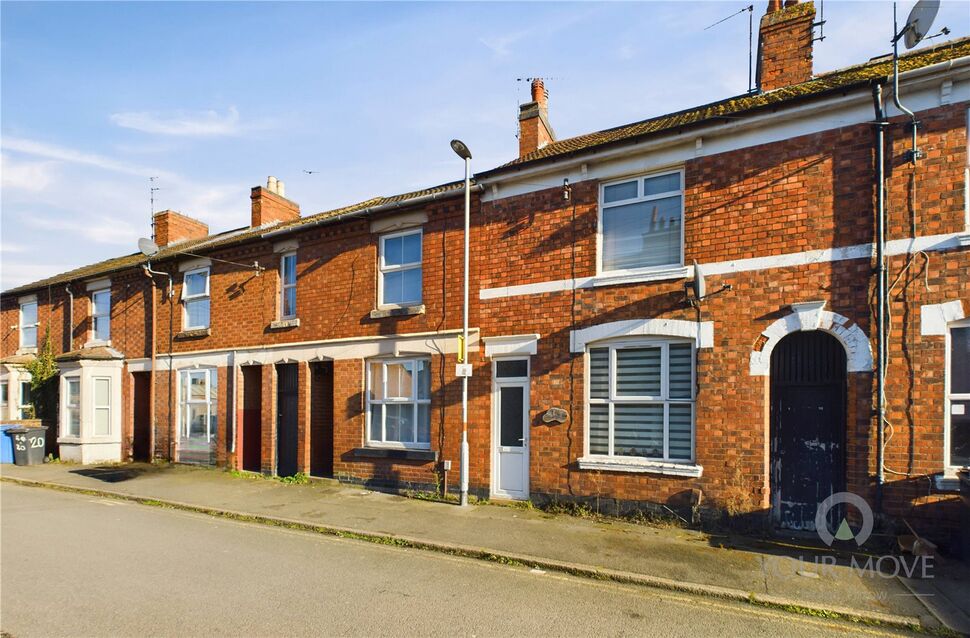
[1,482,916,637]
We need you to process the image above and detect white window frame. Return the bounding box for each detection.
[584,338,695,463]
[179,368,218,443]
[280,251,297,320]
[378,228,423,308]
[19,300,39,349]
[62,375,81,438]
[1,381,7,407]
[182,267,211,330]
[366,358,431,449]
[20,379,32,419]
[91,289,111,343]
[597,168,685,277]
[92,376,111,436]
[945,319,970,472]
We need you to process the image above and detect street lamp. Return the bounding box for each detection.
[450,138,471,507]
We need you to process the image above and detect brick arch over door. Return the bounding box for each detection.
[749,303,873,376]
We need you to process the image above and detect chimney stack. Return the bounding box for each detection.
[518,78,556,158]
[251,176,300,228]
[152,210,209,247]
[757,0,816,92]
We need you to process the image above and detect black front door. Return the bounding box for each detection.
[770,331,846,531]
[276,364,299,477]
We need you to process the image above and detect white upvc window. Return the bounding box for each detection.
[20,380,32,419]
[280,252,297,319]
[64,377,81,437]
[93,377,111,436]
[20,300,38,349]
[947,320,970,470]
[586,339,695,462]
[599,169,684,274]
[379,229,422,307]
[182,268,210,330]
[367,358,431,448]
[1,381,7,407]
[91,289,111,342]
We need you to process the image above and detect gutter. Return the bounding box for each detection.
[261,184,484,240]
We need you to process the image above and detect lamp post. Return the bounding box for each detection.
[450,138,472,507]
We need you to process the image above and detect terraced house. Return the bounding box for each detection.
[2,1,968,551]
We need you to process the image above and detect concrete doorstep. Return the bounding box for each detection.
[0,463,953,633]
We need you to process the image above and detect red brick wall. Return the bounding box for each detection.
[758,2,815,92]
[153,210,208,247]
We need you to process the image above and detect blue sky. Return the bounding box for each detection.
[2,1,967,290]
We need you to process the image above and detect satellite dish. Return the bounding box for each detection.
[903,0,940,49]
[138,237,159,257]
[692,261,706,301]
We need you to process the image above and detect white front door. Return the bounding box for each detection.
[492,359,530,500]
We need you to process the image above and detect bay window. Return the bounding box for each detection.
[600,170,683,273]
[587,340,694,462]
[948,321,970,469]
[367,358,431,448]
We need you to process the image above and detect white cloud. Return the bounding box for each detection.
[0,153,56,192]
[1,136,175,180]
[110,106,242,137]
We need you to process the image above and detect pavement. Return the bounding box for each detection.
[2,462,967,633]
[3,483,923,638]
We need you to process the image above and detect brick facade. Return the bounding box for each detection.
[2,5,968,550]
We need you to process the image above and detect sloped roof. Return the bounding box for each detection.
[483,36,970,174]
[2,181,463,297]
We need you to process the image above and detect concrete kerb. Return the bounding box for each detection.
[0,475,931,634]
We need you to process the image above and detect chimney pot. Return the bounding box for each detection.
[267,176,278,194]
[277,180,285,198]
[518,79,556,158]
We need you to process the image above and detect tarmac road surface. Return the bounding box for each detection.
[0,483,918,637]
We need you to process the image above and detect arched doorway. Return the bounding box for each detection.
[770,331,847,531]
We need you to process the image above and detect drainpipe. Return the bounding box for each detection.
[230,350,238,462]
[64,284,74,352]
[143,263,173,462]
[872,83,888,512]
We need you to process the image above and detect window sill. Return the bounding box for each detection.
[269,318,300,330]
[175,328,211,340]
[578,456,703,477]
[934,470,968,492]
[84,339,112,349]
[590,266,690,288]
[370,304,425,319]
[353,447,438,462]
[16,347,38,356]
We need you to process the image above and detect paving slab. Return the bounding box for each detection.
[0,462,939,629]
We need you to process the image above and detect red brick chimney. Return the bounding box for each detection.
[153,210,209,247]
[251,176,300,228]
[757,0,816,92]
[518,78,556,158]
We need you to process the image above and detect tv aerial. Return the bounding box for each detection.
[686,261,731,307]
[891,0,947,163]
